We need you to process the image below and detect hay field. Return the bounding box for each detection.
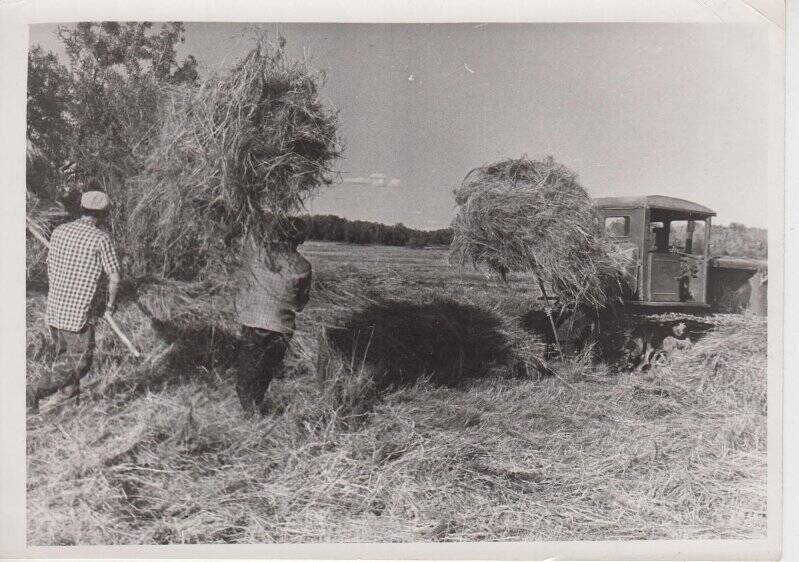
[26,241,767,545]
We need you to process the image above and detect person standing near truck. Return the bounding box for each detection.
[234,219,312,414]
[27,189,121,414]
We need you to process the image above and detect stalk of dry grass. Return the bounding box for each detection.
[26,314,767,543]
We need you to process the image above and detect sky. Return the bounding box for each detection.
[29,22,770,229]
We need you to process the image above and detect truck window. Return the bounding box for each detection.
[670,220,707,255]
[604,216,630,237]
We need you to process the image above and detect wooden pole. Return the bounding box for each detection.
[104,312,141,358]
[685,220,695,254]
[536,276,565,362]
[25,219,51,249]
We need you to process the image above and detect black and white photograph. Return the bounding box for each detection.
[0,0,788,559]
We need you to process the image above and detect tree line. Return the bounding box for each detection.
[303,215,453,248]
[302,216,765,257]
[710,223,767,259]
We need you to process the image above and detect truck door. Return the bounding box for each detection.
[648,252,682,301]
[647,219,708,303]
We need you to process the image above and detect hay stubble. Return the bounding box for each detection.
[26,242,767,544]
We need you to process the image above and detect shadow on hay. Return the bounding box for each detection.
[520,304,629,359]
[317,298,526,388]
[100,305,240,400]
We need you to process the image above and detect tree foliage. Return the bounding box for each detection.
[56,22,198,193]
[710,223,767,259]
[27,22,201,276]
[27,47,72,200]
[303,215,452,247]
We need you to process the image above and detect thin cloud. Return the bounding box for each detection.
[342,176,369,184]
[341,173,402,188]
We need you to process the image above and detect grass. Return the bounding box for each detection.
[25,241,767,544]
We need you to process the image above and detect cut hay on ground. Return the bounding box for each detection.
[450,156,629,310]
[130,32,341,278]
[25,242,767,544]
[318,298,530,388]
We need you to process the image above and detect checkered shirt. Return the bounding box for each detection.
[45,218,121,332]
[235,244,312,335]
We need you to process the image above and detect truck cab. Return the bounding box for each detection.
[594,195,715,310]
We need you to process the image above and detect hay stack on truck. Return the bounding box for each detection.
[449,156,766,367]
[593,194,767,365]
[449,156,633,362]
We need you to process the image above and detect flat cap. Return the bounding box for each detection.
[80,191,110,211]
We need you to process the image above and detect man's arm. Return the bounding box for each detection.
[99,235,122,314]
[106,271,121,314]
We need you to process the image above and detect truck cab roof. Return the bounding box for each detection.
[593,195,716,219]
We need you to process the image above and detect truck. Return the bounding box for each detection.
[542,195,767,367]
[593,195,767,316]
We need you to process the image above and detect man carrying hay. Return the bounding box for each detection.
[233,219,312,414]
[27,189,121,414]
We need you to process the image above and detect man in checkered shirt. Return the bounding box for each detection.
[27,190,122,414]
[234,218,311,414]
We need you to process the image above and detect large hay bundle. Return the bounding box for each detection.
[131,34,342,278]
[450,156,627,310]
[319,298,521,387]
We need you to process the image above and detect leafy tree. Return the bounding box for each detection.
[27,46,73,200]
[56,21,198,192]
[711,224,767,259]
[27,22,199,210]
[300,215,453,247]
[405,234,426,249]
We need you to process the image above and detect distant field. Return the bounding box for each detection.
[26,241,767,544]
[301,240,537,289]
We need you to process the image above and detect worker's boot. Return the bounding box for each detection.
[26,386,39,415]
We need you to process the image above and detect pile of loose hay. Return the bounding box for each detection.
[450,156,629,310]
[25,245,767,544]
[318,298,529,388]
[308,264,549,390]
[663,314,767,413]
[130,33,342,278]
